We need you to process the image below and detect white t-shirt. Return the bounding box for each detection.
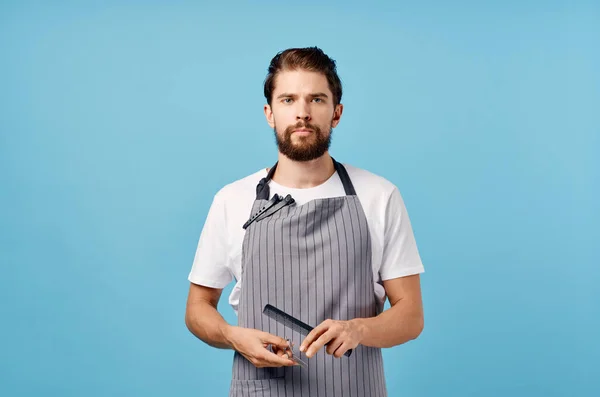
[188,163,425,314]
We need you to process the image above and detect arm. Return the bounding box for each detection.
[300,274,423,357]
[184,282,296,367]
[184,283,232,349]
[353,274,424,348]
[354,185,425,348]
[184,190,292,365]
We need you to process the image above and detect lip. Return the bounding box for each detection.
[293,128,313,133]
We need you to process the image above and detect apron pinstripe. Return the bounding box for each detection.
[229,158,387,397]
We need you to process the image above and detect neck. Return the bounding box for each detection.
[269,152,335,189]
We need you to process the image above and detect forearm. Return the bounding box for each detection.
[185,301,234,350]
[352,300,424,348]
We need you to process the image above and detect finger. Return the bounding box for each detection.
[325,336,344,356]
[305,330,336,358]
[300,320,331,353]
[274,347,291,359]
[259,349,296,367]
[260,333,290,350]
[333,341,351,358]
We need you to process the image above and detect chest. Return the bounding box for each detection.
[224,194,385,282]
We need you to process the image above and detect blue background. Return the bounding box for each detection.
[1,1,598,396]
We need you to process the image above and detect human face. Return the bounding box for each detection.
[264,69,343,162]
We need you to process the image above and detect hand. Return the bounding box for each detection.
[270,337,293,360]
[300,319,365,358]
[225,326,296,368]
[273,345,293,359]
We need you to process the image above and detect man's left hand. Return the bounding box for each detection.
[299,319,365,358]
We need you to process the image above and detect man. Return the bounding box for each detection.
[185,47,425,397]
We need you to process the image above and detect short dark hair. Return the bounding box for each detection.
[263,47,343,106]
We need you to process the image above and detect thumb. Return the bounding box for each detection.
[260,332,290,350]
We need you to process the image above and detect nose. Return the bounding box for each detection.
[296,101,311,122]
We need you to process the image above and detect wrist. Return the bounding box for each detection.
[350,318,368,344]
[220,323,236,349]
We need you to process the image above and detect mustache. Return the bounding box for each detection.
[285,121,320,133]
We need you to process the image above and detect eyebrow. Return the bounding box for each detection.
[276,92,330,99]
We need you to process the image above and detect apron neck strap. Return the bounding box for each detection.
[334,159,357,196]
[256,157,356,200]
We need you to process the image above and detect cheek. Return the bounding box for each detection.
[314,106,334,119]
[314,110,335,127]
[273,111,298,129]
[272,107,289,121]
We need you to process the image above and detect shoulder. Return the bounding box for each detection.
[341,162,407,222]
[213,168,266,204]
[342,163,398,197]
[203,168,267,237]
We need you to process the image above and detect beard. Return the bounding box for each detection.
[274,121,332,162]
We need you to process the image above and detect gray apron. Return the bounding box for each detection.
[230,158,387,397]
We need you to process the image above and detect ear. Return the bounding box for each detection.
[264,104,275,128]
[331,103,344,128]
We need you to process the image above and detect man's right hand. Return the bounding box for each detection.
[224,326,297,368]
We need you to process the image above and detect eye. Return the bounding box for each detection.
[282,98,293,104]
[313,98,323,103]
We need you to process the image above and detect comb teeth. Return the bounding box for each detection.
[263,304,313,335]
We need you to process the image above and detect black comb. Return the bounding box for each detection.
[263,304,353,357]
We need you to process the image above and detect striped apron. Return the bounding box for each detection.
[229,158,387,397]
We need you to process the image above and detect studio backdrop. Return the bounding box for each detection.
[1,1,598,396]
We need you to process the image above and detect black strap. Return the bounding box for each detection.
[256,163,278,200]
[333,158,356,196]
[256,157,356,200]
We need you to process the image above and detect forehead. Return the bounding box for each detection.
[273,69,331,95]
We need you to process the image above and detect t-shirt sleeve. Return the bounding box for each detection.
[379,187,425,280]
[187,190,234,288]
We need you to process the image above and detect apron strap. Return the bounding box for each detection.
[256,157,356,200]
[256,163,278,200]
[333,158,357,196]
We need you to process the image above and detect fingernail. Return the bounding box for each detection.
[299,345,305,352]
